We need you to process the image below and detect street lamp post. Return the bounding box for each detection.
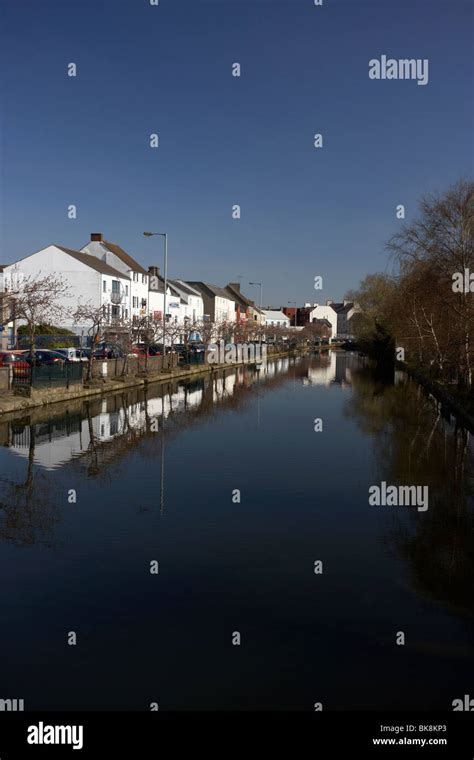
[249,281,263,344]
[144,231,168,357]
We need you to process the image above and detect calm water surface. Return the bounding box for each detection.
[0,352,472,710]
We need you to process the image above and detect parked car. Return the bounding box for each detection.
[55,347,79,362]
[21,349,70,366]
[75,348,91,362]
[93,343,123,359]
[0,351,30,375]
[188,342,206,354]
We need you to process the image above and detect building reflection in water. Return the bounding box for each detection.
[1,352,362,475]
[302,350,361,388]
[0,351,360,545]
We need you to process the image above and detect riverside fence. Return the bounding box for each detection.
[12,363,84,390]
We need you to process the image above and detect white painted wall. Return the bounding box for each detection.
[4,245,100,335]
[148,288,180,320]
[215,295,236,323]
[82,240,148,321]
[3,245,130,337]
[308,304,338,339]
[169,281,205,328]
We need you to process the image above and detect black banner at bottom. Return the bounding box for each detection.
[0,711,471,757]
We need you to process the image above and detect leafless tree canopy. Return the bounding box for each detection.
[5,268,70,352]
[348,179,474,390]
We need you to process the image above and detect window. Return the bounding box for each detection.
[133,272,138,282]
[133,297,138,308]
[142,274,147,284]
[111,305,120,318]
[103,281,107,293]
[112,280,120,294]
[141,298,147,308]
[125,285,129,296]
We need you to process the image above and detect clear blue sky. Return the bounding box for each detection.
[1,0,472,305]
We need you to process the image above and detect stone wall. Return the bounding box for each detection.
[0,367,10,392]
[87,354,179,380]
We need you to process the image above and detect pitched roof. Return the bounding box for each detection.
[149,274,181,297]
[262,309,290,321]
[170,279,202,297]
[224,284,255,308]
[186,282,234,301]
[55,246,130,279]
[101,240,147,275]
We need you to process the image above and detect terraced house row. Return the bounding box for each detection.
[0,232,359,350]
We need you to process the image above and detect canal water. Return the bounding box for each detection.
[0,352,472,710]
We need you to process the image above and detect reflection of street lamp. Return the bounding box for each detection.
[143,232,168,356]
[160,391,165,516]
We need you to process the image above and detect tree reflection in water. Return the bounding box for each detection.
[346,365,474,616]
[0,423,61,547]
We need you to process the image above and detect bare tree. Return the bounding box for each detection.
[134,314,166,373]
[4,268,70,353]
[387,179,474,388]
[73,303,109,382]
[195,317,216,347]
[302,321,331,343]
[111,317,135,377]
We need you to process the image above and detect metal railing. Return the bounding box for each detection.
[12,362,84,389]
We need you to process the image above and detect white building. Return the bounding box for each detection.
[326,300,361,339]
[147,268,181,337]
[186,282,236,324]
[262,309,290,327]
[81,233,148,323]
[0,265,14,350]
[308,303,338,340]
[2,244,131,338]
[169,280,204,328]
[307,300,361,340]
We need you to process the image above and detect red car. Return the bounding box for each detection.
[0,351,30,376]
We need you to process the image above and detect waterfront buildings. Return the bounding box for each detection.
[0,233,358,347]
[185,282,236,324]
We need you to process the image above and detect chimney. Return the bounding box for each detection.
[326,299,333,306]
[91,233,103,242]
[148,266,160,277]
[304,302,311,308]
[229,282,241,292]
